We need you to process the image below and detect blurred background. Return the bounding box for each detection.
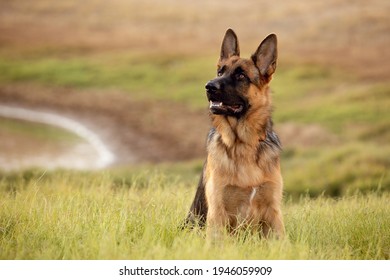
[0,0,389,197]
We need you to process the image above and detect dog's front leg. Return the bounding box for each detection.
[205,177,229,239]
[261,206,285,239]
[251,181,285,239]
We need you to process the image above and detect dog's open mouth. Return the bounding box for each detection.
[209,100,244,115]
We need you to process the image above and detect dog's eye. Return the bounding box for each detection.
[237,73,246,80]
[217,71,223,77]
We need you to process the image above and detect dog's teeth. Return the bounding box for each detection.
[210,101,224,108]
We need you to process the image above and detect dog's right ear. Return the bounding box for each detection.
[220,29,240,61]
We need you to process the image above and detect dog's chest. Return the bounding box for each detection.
[208,140,264,188]
[222,184,254,209]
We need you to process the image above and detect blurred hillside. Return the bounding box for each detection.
[1,0,389,78]
[0,0,389,196]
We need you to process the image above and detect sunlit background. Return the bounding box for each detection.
[0,0,389,196]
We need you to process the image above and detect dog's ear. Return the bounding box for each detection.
[220,29,240,61]
[252,34,277,78]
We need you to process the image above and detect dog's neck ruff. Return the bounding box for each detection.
[213,110,279,147]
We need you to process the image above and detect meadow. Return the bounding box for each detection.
[0,170,389,260]
[0,0,389,260]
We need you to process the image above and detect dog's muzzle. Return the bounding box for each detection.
[205,80,244,116]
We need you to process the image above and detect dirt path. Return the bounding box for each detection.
[0,84,210,170]
[0,104,115,169]
[1,0,388,80]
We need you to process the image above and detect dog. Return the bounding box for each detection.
[184,29,285,238]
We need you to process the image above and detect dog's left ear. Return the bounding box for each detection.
[252,34,278,78]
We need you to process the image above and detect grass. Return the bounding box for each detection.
[0,117,81,143]
[0,53,215,108]
[282,143,390,198]
[274,82,390,133]
[0,170,389,260]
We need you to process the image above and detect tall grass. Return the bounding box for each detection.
[282,143,390,198]
[0,170,388,259]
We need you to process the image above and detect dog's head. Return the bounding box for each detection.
[206,29,277,118]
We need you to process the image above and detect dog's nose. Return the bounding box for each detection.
[205,80,220,93]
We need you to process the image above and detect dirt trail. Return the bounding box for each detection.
[0,104,116,169]
[0,84,210,170]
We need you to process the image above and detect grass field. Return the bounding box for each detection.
[0,170,389,260]
[0,0,389,260]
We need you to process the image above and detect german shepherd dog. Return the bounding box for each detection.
[185,29,285,238]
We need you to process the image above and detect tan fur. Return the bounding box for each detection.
[205,56,285,238]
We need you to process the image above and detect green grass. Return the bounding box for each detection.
[0,117,81,143]
[282,143,390,198]
[274,82,390,133]
[0,170,388,260]
[0,53,214,107]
